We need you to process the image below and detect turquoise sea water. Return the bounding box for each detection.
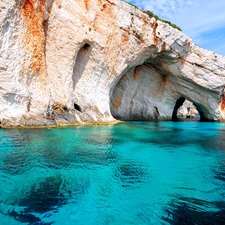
[0,121,225,225]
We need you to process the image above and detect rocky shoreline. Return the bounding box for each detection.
[1,0,225,127]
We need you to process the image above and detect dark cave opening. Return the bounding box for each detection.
[83,43,90,50]
[74,103,82,112]
[172,97,207,121]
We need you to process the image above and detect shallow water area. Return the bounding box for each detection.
[0,121,225,224]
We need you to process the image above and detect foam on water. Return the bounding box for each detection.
[0,121,225,224]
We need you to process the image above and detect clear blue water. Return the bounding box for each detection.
[0,121,225,225]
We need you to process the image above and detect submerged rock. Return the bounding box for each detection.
[7,209,53,225]
[1,0,225,127]
[114,163,149,187]
[162,197,225,224]
[5,176,67,224]
[17,176,67,214]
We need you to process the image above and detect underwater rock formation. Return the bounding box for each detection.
[162,196,225,224]
[5,176,66,224]
[1,0,225,127]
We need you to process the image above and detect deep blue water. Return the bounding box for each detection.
[0,121,225,225]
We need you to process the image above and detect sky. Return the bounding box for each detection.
[126,0,225,56]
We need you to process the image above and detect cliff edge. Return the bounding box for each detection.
[1,0,225,127]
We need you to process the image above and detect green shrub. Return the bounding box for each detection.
[123,1,182,31]
[158,18,182,31]
[143,10,182,31]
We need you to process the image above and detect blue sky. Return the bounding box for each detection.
[126,0,225,56]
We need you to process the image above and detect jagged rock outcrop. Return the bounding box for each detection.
[1,0,225,127]
[177,100,199,119]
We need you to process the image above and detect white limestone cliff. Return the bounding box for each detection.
[1,0,225,127]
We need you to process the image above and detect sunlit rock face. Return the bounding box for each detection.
[0,0,52,126]
[1,0,225,127]
[177,100,199,118]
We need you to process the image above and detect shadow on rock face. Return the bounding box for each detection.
[162,196,225,225]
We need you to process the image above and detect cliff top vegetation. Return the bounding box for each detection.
[125,1,182,31]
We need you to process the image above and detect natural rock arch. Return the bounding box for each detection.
[109,50,224,122]
[172,97,207,121]
[1,0,225,127]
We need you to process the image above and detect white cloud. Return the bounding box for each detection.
[127,0,225,55]
[174,1,225,33]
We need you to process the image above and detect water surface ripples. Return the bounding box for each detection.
[0,121,225,224]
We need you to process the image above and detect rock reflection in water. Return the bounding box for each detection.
[75,148,118,166]
[200,132,225,152]
[114,163,149,187]
[135,127,197,148]
[162,196,225,225]
[1,151,30,175]
[43,147,118,169]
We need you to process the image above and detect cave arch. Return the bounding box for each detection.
[72,42,91,111]
[172,97,207,121]
[72,43,91,90]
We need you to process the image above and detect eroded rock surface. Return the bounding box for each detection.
[1,0,225,127]
[177,100,199,119]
